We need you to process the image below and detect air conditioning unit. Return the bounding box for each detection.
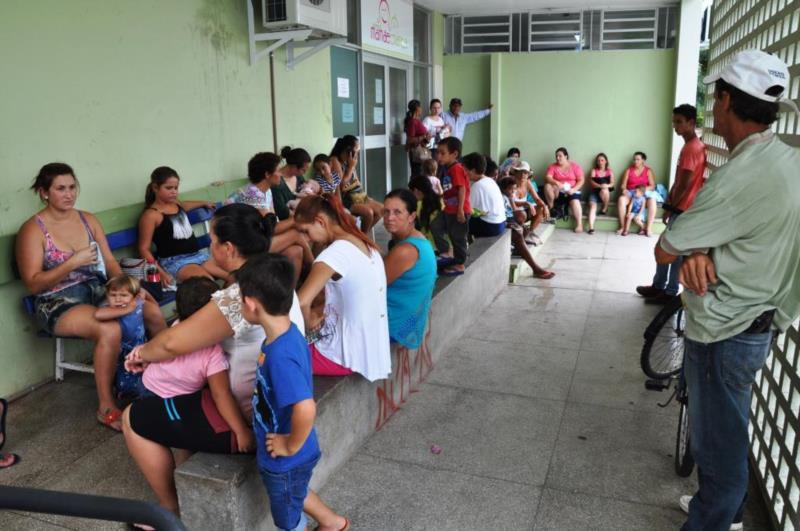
[261,0,347,37]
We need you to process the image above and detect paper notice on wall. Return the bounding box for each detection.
[373,106,384,125]
[342,103,354,123]
[337,77,350,98]
[375,79,383,103]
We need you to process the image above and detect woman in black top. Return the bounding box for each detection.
[138,166,228,285]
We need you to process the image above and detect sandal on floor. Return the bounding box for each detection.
[436,256,455,268]
[440,267,465,277]
[97,408,123,432]
[534,271,556,279]
[0,452,21,470]
[314,517,350,531]
[0,398,7,450]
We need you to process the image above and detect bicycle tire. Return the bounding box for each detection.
[641,296,686,379]
[675,400,695,477]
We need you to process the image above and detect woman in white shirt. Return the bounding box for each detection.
[295,194,392,382]
[421,98,451,153]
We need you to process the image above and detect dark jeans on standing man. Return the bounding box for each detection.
[681,329,773,531]
[653,213,682,295]
[431,211,469,265]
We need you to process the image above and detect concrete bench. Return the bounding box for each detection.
[174,230,512,530]
[17,206,216,380]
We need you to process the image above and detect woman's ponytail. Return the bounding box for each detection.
[280,146,311,168]
[212,203,273,256]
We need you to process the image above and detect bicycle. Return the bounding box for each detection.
[641,295,694,477]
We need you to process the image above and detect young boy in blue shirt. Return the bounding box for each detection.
[237,253,349,531]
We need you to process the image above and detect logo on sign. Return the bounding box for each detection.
[369,0,408,50]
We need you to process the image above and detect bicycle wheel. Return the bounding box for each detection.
[641,296,686,379]
[675,399,694,477]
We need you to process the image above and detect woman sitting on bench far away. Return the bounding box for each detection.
[16,163,166,431]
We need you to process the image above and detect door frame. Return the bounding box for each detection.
[360,51,413,195]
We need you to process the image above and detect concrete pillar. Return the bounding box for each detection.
[669,0,704,185]
[490,53,502,162]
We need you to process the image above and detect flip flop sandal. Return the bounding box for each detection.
[440,268,464,277]
[0,398,7,450]
[97,408,123,432]
[534,271,555,279]
[0,453,21,470]
[314,517,350,531]
[436,256,456,267]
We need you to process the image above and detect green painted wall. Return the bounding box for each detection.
[444,50,677,188]
[432,13,444,68]
[441,54,492,156]
[0,0,333,397]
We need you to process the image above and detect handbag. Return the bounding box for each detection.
[120,257,147,280]
[411,144,431,164]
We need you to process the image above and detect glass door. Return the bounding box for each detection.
[363,60,388,200]
[361,53,412,197]
[389,66,408,190]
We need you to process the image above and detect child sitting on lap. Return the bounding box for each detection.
[94,275,148,402]
[622,185,647,236]
[237,253,348,531]
[125,277,254,452]
[311,154,341,195]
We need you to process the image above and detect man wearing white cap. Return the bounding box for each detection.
[655,50,800,531]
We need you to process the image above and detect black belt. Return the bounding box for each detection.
[744,310,775,334]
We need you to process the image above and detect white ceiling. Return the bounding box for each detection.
[416,0,676,16]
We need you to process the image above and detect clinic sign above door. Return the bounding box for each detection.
[361,0,413,60]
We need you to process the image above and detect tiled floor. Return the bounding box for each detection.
[319,229,773,531]
[0,229,773,530]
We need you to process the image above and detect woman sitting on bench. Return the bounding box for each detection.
[122,204,349,526]
[227,152,314,285]
[16,163,166,431]
[138,166,228,286]
[295,194,392,380]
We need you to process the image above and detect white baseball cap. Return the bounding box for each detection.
[704,50,796,114]
[510,160,531,173]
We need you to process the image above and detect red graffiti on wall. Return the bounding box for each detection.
[375,314,436,431]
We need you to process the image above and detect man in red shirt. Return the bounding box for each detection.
[637,104,706,303]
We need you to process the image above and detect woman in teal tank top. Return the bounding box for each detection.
[383,189,438,348]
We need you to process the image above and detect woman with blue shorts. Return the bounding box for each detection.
[138,166,228,285]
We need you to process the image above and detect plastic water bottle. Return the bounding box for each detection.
[90,241,107,279]
[145,258,160,284]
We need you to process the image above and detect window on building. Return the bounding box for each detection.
[444,5,679,54]
[413,7,432,105]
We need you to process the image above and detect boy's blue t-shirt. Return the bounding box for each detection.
[252,323,320,472]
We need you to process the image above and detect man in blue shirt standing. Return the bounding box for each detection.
[441,98,493,142]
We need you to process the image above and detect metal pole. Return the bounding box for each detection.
[0,486,187,531]
[269,51,279,153]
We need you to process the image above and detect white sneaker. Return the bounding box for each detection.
[679,495,744,530]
